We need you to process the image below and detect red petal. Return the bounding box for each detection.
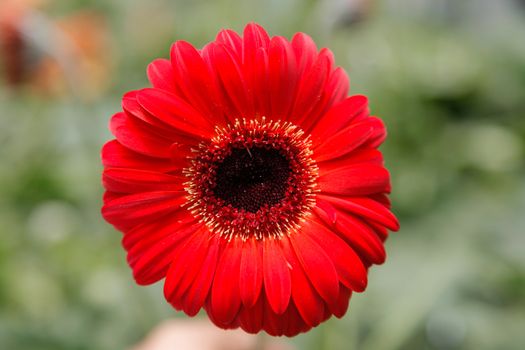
[371,193,392,208]
[109,112,173,158]
[102,168,183,193]
[291,32,317,74]
[170,40,225,124]
[164,227,212,309]
[210,238,242,326]
[167,142,192,171]
[263,239,292,315]
[332,211,387,265]
[319,195,400,231]
[324,67,350,108]
[101,140,174,172]
[362,116,387,148]
[331,284,352,318]
[288,51,330,124]
[262,297,286,336]
[242,23,270,117]
[347,148,385,165]
[311,95,369,140]
[137,88,214,139]
[262,296,311,336]
[101,191,186,229]
[128,222,199,285]
[290,232,339,307]
[216,29,242,59]
[198,43,238,121]
[306,220,368,291]
[237,295,264,334]
[319,164,391,196]
[268,36,298,119]
[181,235,221,316]
[239,238,263,308]
[366,219,390,241]
[318,149,385,174]
[314,122,374,163]
[121,94,202,149]
[283,302,311,336]
[252,47,270,116]
[122,210,194,252]
[211,44,254,118]
[313,197,338,227]
[103,191,119,204]
[243,23,270,59]
[147,58,178,93]
[122,91,163,127]
[281,236,325,327]
[302,66,350,133]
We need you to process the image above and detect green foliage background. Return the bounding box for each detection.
[1,0,524,349]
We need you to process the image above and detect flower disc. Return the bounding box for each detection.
[185,119,318,240]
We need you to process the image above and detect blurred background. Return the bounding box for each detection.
[1,0,524,349]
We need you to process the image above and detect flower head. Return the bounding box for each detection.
[101,23,399,336]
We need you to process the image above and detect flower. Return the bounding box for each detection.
[101,23,399,337]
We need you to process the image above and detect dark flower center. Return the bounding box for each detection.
[185,119,318,240]
[214,147,291,213]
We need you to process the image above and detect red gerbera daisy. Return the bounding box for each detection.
[101,23,399,337]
